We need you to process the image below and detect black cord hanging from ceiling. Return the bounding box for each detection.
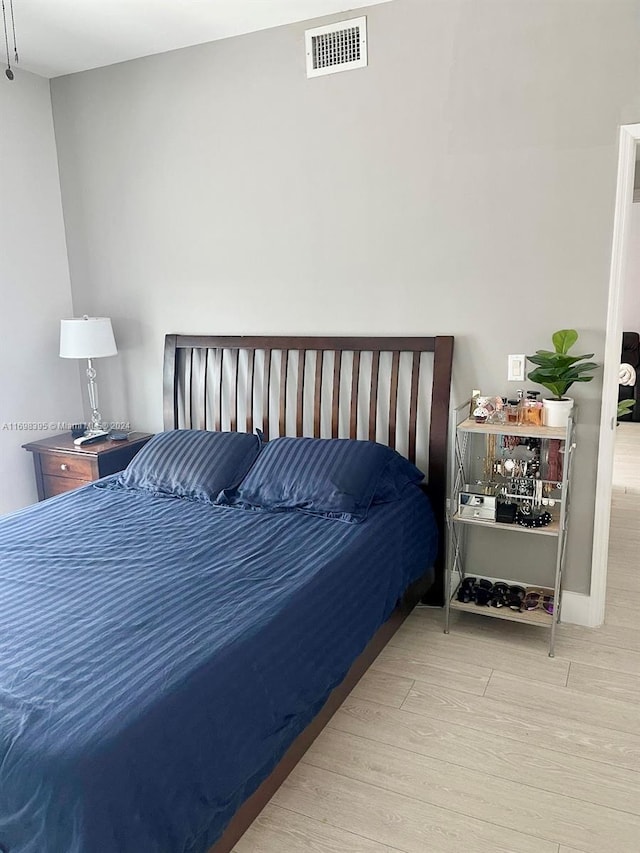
[2,0,17,81]
[10,0,17,63]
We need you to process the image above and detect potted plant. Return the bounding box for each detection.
[527,329,599,427]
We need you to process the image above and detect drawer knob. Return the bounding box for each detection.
[60,463,69,471]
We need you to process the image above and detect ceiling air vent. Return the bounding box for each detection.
[305,17,367,79]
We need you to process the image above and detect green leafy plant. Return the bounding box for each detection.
[527,329,599,400]
[617,398,635,419]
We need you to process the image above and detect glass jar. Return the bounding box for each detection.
[488,397,507,424]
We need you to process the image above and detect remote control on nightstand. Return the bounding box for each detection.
[73,431,110,447]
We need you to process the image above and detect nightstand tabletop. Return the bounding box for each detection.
[22,432,153,457]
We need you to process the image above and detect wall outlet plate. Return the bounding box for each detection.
[508,354,526,382]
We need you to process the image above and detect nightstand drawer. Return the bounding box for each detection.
[41,453,94,480]
[42,474,90,498]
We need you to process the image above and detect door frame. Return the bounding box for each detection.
[590,123,640,626]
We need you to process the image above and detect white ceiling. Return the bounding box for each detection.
[9,0,392,78]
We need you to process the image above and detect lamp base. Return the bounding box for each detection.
[85,360,107,436]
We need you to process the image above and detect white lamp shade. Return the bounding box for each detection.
[60,316,117,359]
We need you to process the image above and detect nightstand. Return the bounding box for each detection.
[23,432,153,501]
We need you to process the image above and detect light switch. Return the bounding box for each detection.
[508,354,526,382]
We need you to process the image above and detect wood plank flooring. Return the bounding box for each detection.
[233,425,640,853]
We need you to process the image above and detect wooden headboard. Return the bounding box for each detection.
[164,334,454,593]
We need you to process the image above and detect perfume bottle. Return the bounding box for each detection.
[473,396,494,423]
[506,400,520,424]
[516,389,525,425]
[488,397,507,424]
[522,391,543,426]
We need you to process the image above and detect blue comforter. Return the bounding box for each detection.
[0,480,436,853]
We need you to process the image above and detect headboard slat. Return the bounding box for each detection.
[191,348,204,430]
[349,351,360,440]
[201,349,210,431]
[230,349,239,432]
[213,349,222,432]
[296,350,305,437]
[313,351,323,439]
[408,351,420,462]
[262,350,271,438]
[246,349,255,435]
[388,351,400,449]
[368,351,380,443]
[187,349,195,429]
[162,335,178,430]
[279,349,289,436]
[331,351,342,439]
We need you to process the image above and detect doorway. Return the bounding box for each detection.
[591,124,640,626]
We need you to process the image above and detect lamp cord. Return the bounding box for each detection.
[1,0,10,72]
[2,0,17,80]
[10,0,17,63]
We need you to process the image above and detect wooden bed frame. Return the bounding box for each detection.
[162,334,454,853]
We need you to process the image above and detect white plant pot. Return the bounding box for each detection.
[542,397,574,428]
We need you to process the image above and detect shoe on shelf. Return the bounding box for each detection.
[474,578,493,606]
[456,577,477,603]
[506,585,526,612]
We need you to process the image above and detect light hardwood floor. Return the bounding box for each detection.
[233,426,640,853]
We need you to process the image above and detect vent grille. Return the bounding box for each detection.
[305,17,367,78]
[313,26,361,69]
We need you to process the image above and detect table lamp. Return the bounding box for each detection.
[60,315,117,436]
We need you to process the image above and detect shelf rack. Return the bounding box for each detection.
[444,401,576,656]
[449,576,555,627]
[451,513,560,536]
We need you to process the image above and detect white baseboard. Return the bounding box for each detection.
[561,591,601,627]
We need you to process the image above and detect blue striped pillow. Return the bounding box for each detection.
[119,430,261,502]
[372,452,425,503]
[218,437,423,522]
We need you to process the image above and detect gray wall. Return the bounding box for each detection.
[0,71,82,513]
[51,0,640,593]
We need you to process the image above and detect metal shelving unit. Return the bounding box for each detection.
[444,401,576,657]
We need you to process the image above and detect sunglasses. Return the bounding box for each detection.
[523,588,554,615]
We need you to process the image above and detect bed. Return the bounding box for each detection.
[0,334,453,853]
